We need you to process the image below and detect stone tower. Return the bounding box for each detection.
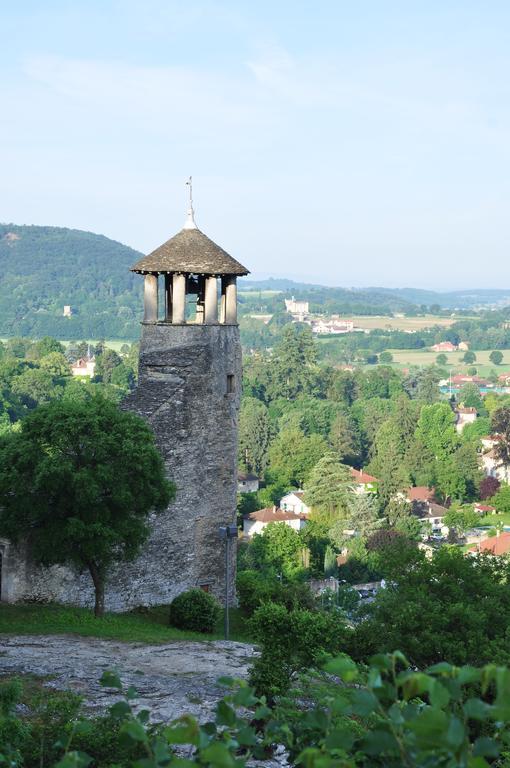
[117,203,249,607]
[0,202,249,611]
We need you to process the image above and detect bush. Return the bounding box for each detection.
[236,570,315,617]
[249,602,348,698]
[169,588,221,633]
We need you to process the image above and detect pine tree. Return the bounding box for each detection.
[347,493,382,538]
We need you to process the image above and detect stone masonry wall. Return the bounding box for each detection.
[3,323,241,611]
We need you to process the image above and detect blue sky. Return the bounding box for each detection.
[2,1,510,288]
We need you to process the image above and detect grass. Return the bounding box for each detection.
[478,512,510,527]
[0,603,252,644]
[349,314,466,332]
[374,349,510,376]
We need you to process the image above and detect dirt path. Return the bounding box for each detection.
[0,634,256,723]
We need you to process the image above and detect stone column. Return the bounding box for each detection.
[143,274,158,323]
[164,274,173,322]
[204,276,218,324]
[172,273,186,324]
[224,276,237,324]
[220,281,226,324]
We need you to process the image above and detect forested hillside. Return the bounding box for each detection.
[0,224,143,339]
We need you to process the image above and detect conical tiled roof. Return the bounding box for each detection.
[130,227,249,276]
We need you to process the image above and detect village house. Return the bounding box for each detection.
[474,503,496,515]
[242,506,308,538]
[455,406,477,433]
[237,472,260,494]
[402,487,449,537]
[431,341,457,352]
[71,357,96,377]
[280,490,311,515]
[311,318,356,335]
[350,468,378,493]
[468,531,510,556]
[481,447,510,484]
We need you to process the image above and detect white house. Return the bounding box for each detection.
[284,297,309,316]
[238,472,260,494]
[311,319,355,335]
[71,357,96,377]
[481,448,510,484]
[243,507,308,538]
[280,490,311,515]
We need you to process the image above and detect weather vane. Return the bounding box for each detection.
[183,175,197,229]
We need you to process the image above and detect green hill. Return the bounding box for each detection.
[0,224,143,340]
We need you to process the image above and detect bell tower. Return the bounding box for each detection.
[119,190,249,606]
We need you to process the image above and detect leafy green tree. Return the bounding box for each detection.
[11,368,61,408]
[354,547,510,668]
[369,420,410,506]
[265,326,320,401]
[491,483,510,513]
[249,523,303,577]
[267,427,329,488]
[323,544,337,577]
[347,492,382,537]
[416,402,459,460]
[490,350,504,365]
[304,454,352,519]
[34,336,65,358]
[379,351,393,364]
[110,362,135,391]
[94,347,122,384]
[491,407,510,466]
[239,397,273,476]
[38,351,70,377]
[0,397,173,616]
[444,505,480,538]
[328,412,359,464]
[458,382,483,410]
[463,350,476,364]
[436,353,448,365]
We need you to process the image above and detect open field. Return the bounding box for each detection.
[350,314,467,331]
[386,349,510,374]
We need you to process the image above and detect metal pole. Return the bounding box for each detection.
[224,535,230,640]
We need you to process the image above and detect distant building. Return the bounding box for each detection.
[349,467,378,493]
[243,506,308,537]
[280,490,311,515]
[468,532,510,556]
[474,503,496,515]
[455,407,477,433]
[312,318,355,335]
[284,296,309,316]
[71,357,96,377]
[63,305,73,317]
[458,341,470,351]
[431,341,457,352]
[237,472,260,494]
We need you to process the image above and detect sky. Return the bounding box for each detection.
[2,1,510,289]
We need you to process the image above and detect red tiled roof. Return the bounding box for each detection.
[246,507,306,522]
[474,504,496,512]
[350,468,378,484]
[469,532,510,555]
[406,486,437,502]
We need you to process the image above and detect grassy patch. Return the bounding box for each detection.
[0,603,252,644]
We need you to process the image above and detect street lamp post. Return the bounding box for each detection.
[219,524,238,640]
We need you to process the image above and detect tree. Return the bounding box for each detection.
[0,397,173,617]
[463,350,476,365]
[328,412,359,464]
[480,475,500,500]
[436,353,448,365]
[492,484,510,514]
[323,544,337,577]
[11,368,61,408]
[34,336,65,358]
[354,548,510,668]
[265,326,320,401]
[39,351,70,377]
[490,350,504,365]
[379,351,393,364]
[239,397,273,476]
[249,523,303,577]
[369,420,410,506]
[458,382,482,411]
[267,427,329,489]
[347,493,382,538]
[94,348,122,384]
[491,407,510,466]
[304,454,352,520]
[443,506,480,538]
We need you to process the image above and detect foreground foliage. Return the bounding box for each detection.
[5,653,510,767]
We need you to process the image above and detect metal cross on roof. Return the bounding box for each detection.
[183,176,197,230]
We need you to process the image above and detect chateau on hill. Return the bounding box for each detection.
[1,202,248,610]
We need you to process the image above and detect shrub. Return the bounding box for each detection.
[169,588,221,633]
[236,570,315,617]
[249,602,348,698]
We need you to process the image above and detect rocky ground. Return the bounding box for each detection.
[0,634,257,723]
